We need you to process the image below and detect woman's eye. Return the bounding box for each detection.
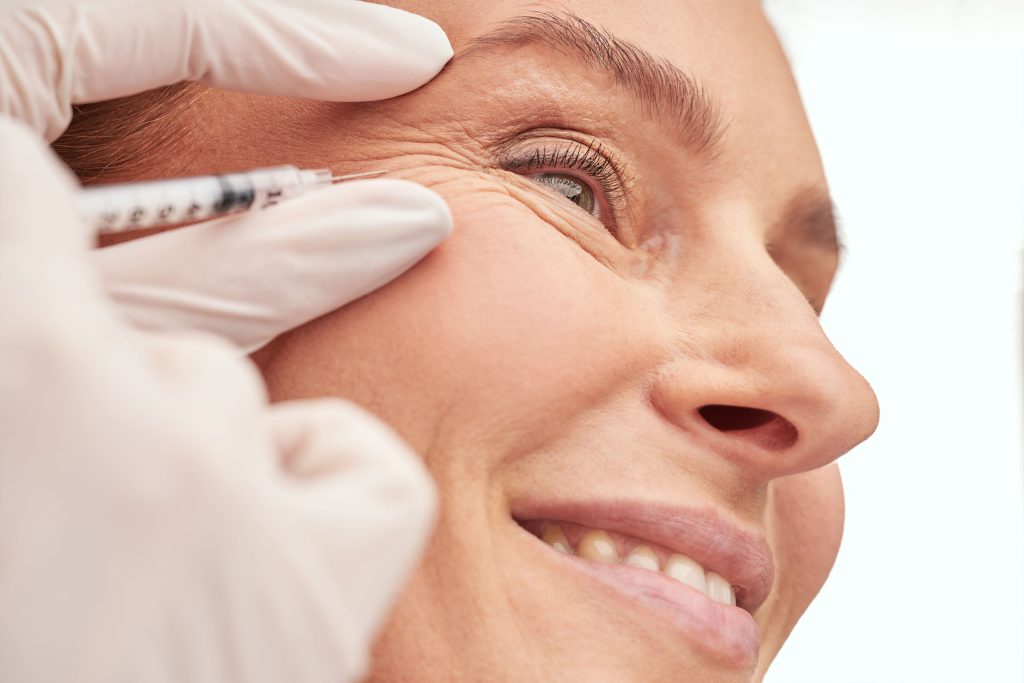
[530,173,598,217]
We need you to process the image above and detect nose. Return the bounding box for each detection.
[648,244,879,481]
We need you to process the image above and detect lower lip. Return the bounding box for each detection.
[517,525,761,668]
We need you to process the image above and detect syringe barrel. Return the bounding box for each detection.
[79,166,331,233]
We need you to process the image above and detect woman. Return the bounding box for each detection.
[58,1,880,680]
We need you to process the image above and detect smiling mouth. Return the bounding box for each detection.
[509,500,773,666]
[519,519,739,607]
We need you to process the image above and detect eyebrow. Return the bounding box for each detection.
[466,11,841,256]
[466,11,727,156]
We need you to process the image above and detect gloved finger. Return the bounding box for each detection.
[91,179,452,353]
[2,0,453,142]
[268,398,436,635]
[0,115,135,357]
[0,115,86,252]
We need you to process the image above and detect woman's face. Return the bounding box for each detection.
[184,1,879,680]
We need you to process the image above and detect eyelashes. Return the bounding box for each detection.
[498,136,634,233]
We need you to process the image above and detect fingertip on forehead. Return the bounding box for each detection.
[368,0,516,48]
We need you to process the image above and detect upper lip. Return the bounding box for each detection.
[511,499,774,614]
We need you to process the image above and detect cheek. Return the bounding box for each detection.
[759,464,844,648]
[257,182,655,464]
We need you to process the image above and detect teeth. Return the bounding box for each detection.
[706,571,736,606]
[624,545,659,571]
[541,524,572,554]
[577,530,619,564]
[533,522,738,607]
[663,553,708,594]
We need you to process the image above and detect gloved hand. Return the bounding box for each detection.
[4,0,455,352]
[0,1,453,682]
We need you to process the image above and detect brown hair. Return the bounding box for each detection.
[51,82,205,184]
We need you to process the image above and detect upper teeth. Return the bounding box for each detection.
[539,523,736,607]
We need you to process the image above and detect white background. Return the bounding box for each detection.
[761,2,1024,682]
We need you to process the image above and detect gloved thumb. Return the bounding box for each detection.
[0,115,124,348]
[91,179,452,353]
[0,115,89,253]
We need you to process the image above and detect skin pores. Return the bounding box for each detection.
[122,1,880,680]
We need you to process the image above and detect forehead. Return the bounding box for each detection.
[384,1,799,117]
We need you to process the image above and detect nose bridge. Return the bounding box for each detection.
[651,243,879,480]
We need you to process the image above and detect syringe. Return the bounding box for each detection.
[78,165,386,235]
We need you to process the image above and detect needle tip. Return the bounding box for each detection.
[331,170,388,183]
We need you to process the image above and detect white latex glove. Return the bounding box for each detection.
[0,1,453,682]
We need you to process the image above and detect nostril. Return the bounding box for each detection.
[699,405,775,431]
[698,405,798,450]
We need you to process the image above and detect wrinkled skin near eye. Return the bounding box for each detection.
[109,0,880,681]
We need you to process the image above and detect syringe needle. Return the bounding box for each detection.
[331,170,388,183]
